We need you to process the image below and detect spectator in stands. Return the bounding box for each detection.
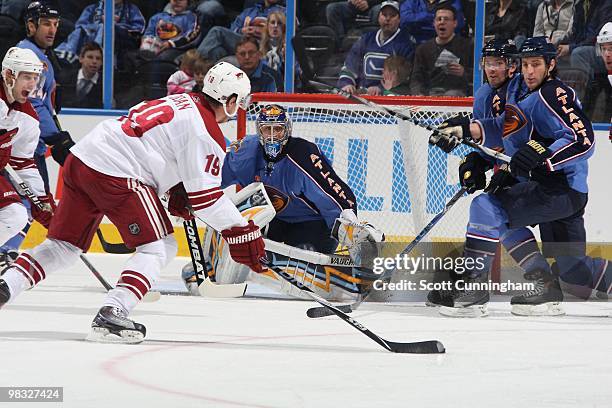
[583,22,612,123]
[382,54,412,95]
[533,0,574,47]
[190,57,211,92]
[62,42,103,108]
[0,0,29,20]
[410,4,473,96]
[194,0,225,21]
[166,48,205,94]
[557,0,612,80]
[338,1,415,95]
[260,10,285,90]
[325,0,384,44]
[235,36,277,93]
[400,0,464,45]
[139,0,199,62]
[196,0,285,62]
[55,0,144,64]
[484,0,529,48]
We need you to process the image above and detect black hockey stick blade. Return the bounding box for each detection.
[307,304,352,318]
[96,229,135,254]
[268,264,444,354]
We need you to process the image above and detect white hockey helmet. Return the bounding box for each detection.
[203,61,251,118]
[596,22,612,56]
[2,47,43,98]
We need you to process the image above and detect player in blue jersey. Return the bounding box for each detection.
[431,36,611,317]
[222,104,379,254]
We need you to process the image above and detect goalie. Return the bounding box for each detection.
[180,104,384,300]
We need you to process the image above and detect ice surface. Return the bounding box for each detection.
[1,253,611,408]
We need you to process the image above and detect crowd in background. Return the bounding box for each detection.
[0,0,609,122]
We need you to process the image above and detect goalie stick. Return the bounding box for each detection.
[3,166,162,302]
[266,262,444,354]
[307,186,469,318]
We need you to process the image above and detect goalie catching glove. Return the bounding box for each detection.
[222,220,266,273]
[30,193,56,229]
[332,209,384,264]
[429,115,472,153]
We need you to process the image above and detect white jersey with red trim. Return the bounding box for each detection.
[71,93,247,231]
[0,82,45,197]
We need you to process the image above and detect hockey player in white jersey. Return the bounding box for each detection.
[0,62,267,343]
[0,47,54,251]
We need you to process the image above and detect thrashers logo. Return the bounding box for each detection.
[503,104,527,138]
[264,185,289,213]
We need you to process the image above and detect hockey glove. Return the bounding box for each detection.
[429,115,472,153]
[484,164,517,195]
[167,183,194,221]
[458,152,490,194]
[509,140,551,179]
[47,131,75,166]
[0,128,18,168]
[221,220,266,273]
[30,193,56,229]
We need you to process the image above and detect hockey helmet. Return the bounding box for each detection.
[256,104,292,161]
[518,36,557,63]
[202,62,251,118]
[25,1,60,23]
[596,22,612,56]
[482,38,517,63]
[1,47,43,96]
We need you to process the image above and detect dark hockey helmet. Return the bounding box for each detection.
[257,104,292,161]
[24,1,60,36]
[518,36,557,63]
[482,38,518,63]
[25,1,60,22]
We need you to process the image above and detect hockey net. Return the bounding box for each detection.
[236,93,476,245]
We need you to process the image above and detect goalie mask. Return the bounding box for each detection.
[257,104,292,161]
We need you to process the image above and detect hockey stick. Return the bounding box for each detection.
[306,79,511,163]
[4,165,161,301]
[183,215,247,298]
[266,262,444,354]
[307,186,469,318]
[95,229,135,254]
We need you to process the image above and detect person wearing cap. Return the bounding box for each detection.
[337,0,415,96]
[409,4,473,96]
[325,0,384,44]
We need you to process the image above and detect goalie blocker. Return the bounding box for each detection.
[182,182,384,301]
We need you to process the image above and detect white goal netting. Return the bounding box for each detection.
[238,94,476,243]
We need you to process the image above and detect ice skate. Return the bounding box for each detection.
[511,278,564,316]
[439,274,489,318]
[86,306,146,344]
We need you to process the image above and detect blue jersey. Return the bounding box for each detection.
[16,39,57,155]
[144,10,198,46]
[476,74,595,193]
[338,28,415,90]
[400,0,465,44]
[229,3,285,34]
[472,80,509,158]
[222,135,356,228]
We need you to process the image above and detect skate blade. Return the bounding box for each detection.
[86,326,144,344]
[425,301,440,307]
[439,303,489,318]
[511,302,565,316]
